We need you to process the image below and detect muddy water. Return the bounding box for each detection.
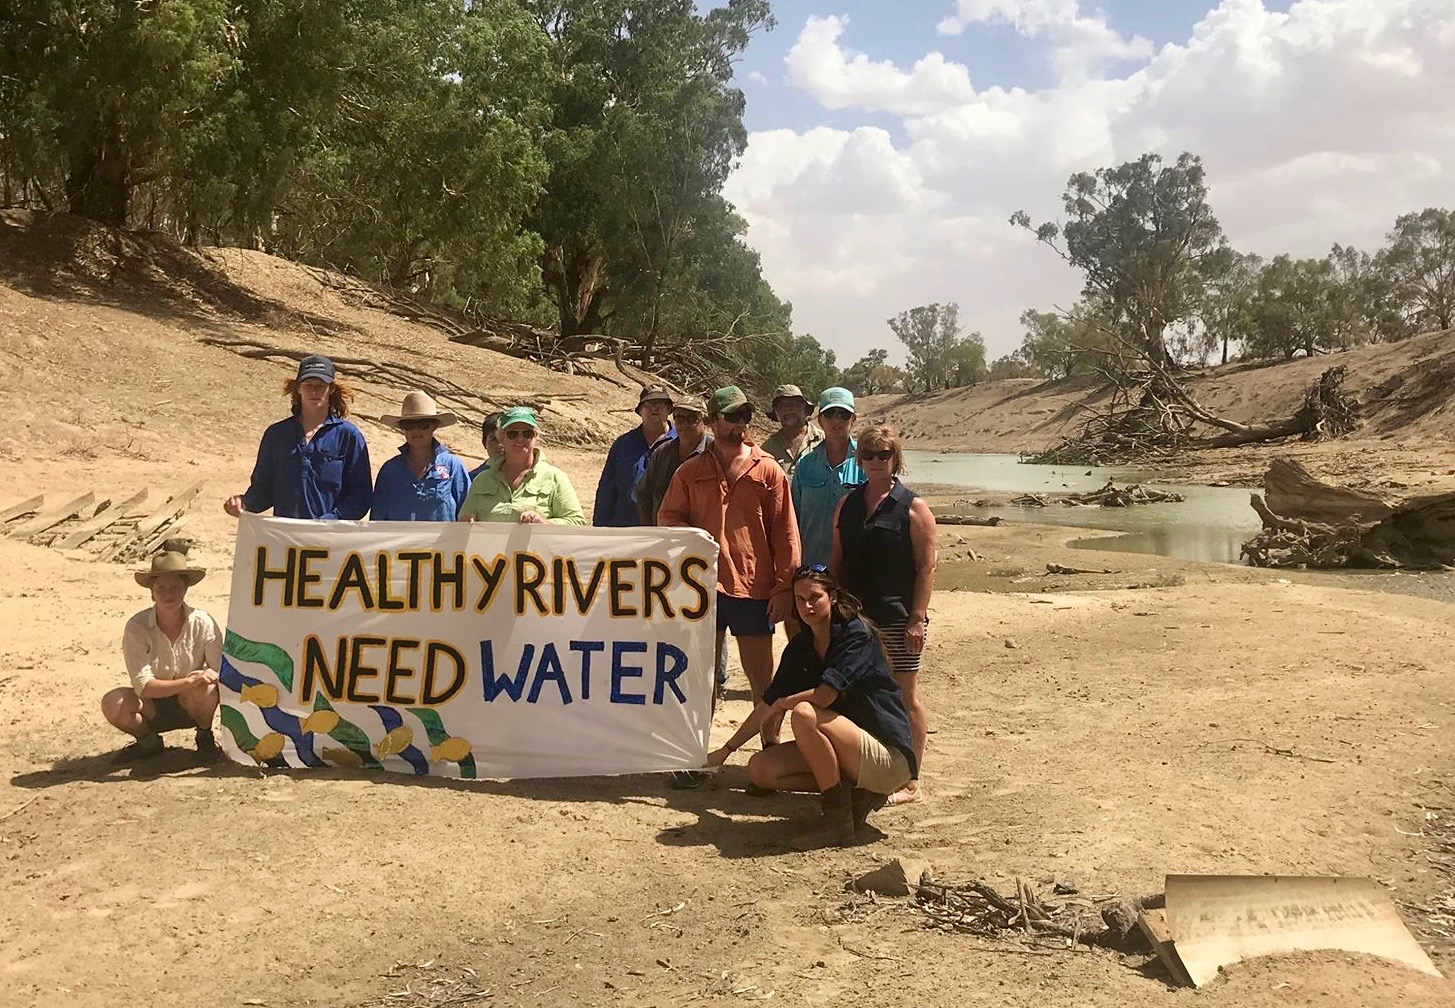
[905,450,1262,564]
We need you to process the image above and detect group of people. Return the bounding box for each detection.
[109,355,939,849]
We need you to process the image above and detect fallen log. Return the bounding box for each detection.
[1241,459,1455,569]
[939,515,1003,526]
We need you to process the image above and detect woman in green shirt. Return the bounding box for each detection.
[458,407,586,525]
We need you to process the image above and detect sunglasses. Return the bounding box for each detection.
[820,408,852,421]
[859,449,894,461]
[722,408,753,424]
[399,419,437,431]
[794,563,829,579]
[503,428,536,440]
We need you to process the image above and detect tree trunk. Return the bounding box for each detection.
[544,239,608,336]
[65,123,130,227]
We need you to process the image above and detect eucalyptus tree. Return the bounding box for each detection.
[1012,152,1230,370]
[1375,208,1455,333]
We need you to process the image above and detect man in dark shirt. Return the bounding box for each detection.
[594,385,673,526]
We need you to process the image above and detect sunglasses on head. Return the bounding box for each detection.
[399,419,437,431]
[859,449,894,461]
[503,428,536,440]
[722,407,753,424]
[794,563,829,579]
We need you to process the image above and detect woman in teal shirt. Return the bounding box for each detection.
[457,407,585,525]
[791,387,863,566]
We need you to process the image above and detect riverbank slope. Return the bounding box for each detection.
[862,328,1455,491]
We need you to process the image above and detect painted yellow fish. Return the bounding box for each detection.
[321,746,364,769]
[373,726,414,759]
[240,683,279,708]
[431,736,472,763]
[299,710,340,735]
[249,732,286,762]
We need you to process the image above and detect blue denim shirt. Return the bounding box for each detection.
[594,426,673,527]
[241,414,372,519]
[791,439,863,566]
[372,441,472,521]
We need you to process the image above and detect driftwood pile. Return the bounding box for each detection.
[1242,458,1455,569]
[1031,365,1359,466]
[906,875,1162,955]
[1010,479,1185,508]
[0,483,199,561]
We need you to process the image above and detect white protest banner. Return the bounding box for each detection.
[219,514,718,779]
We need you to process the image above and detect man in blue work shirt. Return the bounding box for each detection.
[593,385,673,526]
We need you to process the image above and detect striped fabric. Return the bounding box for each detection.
[877,618,922,676]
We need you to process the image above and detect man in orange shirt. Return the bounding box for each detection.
[659,386,801,786]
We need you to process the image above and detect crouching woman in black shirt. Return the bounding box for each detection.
[707,566,916,850]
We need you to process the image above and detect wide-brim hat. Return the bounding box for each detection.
[770,383,812,420]
[637,384,673,412]
[381,390,458,430]
[136,550,206,588]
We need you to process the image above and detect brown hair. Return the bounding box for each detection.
[284,377,356,419]
[856,424,905,475]
[792,566,891,657]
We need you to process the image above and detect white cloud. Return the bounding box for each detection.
[725,0,1455,364]
[785,15,979,115]
[747,69,769,86]
[936,0,1154,81]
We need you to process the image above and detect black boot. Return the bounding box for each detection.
[195,728,222,762]
[851,788,887,831]
[790,781,855,850]
[111,732,164,765]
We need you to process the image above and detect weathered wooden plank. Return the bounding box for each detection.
[0,495,44,525]
[100,482,203,561]
[56,489,150,550]
[1137,908,1194,988]
[7,492,95,540]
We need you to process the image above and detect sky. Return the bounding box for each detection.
[717,0,1455,365]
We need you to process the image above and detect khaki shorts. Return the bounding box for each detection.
[857,732,912,794]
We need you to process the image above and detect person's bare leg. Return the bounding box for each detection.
[747,742,817,793]
[101,687,150,739]
[889,671,925,804]
[175,680,220,730]
[735,633,777,747]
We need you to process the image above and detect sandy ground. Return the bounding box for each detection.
[2,213,1454,1007]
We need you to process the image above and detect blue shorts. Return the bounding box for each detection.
[716,594,773,637]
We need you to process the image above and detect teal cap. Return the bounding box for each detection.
[817,387,856,414]
[499,405,539,429]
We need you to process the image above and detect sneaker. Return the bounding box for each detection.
[195,728,222,761]
[667,770,705,790]
[111,733,164,765]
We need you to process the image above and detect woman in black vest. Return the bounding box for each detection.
[830,425,937,805]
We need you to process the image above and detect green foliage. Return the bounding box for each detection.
[988,352,1040,380]
[733,331,837,402]
[1,0,795,370]
[1014,304,1124,379]
[1196,250,1262,365]
[1,0,239,224]
[1243,254,1365,360]
[1374,208,1455,333]
[887,302,984,393]
[523,0,773,348]
[1013,152,1229,369]
[839,348,905,395]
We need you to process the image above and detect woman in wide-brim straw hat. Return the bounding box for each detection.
[223,354,373,520]
[457,406,585,524]
[371,391,472,522]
